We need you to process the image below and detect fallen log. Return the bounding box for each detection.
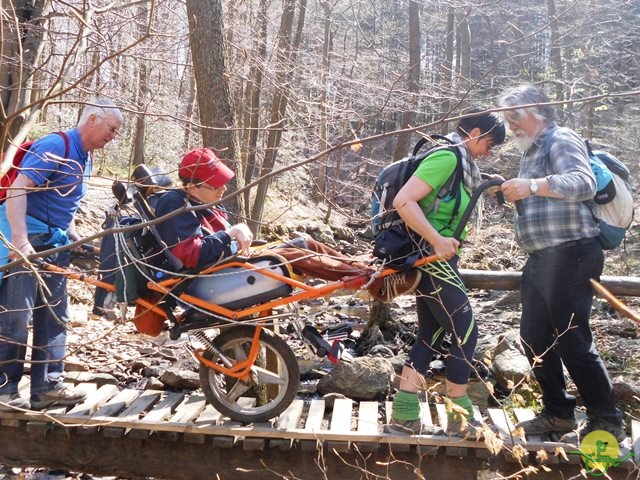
[459,269,640,297]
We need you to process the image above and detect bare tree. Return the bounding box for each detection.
[185,0,243,219]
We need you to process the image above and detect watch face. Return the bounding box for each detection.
[530,179,538,194]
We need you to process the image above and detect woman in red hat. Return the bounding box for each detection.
[154,148,418,297]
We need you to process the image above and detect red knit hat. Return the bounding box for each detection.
[179,148,234,188]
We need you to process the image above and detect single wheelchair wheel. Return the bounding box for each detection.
[198,325,300,423]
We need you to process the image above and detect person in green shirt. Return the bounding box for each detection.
[386,108,505,438]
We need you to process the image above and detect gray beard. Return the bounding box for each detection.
[514,135,535,152]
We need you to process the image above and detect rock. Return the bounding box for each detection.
[159,367,200,390]
[145,377,165,390]
[613,381,640,404]
[367,344,394,358]
[316,357,394,400]
[322,392,350,410]
[491,330,530,390]
[65,371,118,386]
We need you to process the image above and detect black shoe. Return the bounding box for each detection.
[560,416,626,445]
[514,409,577,436]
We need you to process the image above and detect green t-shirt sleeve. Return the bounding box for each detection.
[413,150,459,207]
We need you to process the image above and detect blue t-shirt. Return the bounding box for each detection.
[20,128,91,230]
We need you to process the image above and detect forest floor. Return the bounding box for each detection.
[1,176,639,480]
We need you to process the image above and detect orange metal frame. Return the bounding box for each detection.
[43,253,438,379]
[190,324,264,381]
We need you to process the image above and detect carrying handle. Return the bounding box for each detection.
[452,179,523,240]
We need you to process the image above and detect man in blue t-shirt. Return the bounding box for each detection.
[0,99,123,411]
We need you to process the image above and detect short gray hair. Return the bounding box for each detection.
[78,98,124,126]
[499,84,556,123]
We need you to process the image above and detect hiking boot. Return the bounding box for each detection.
[514,409,577,436]
[446,416,486,440]
[370,269,422,303]
[385,417,440,435]
[560,416,626,446]
[0,393,30,411]
[30,387,87,410]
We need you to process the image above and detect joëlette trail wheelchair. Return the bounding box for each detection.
[43,165,513,423]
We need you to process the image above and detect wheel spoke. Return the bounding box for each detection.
[230,343,249,362]
[250,366,287,386]
[224,378,252,402]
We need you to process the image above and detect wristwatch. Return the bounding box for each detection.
[529,178,538,196]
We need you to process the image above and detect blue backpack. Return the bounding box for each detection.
[543,131,634,250]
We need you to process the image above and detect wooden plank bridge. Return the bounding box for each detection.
[1,379,638,479]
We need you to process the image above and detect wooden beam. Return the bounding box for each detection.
[0,425,587,480]
[460,269,640,297]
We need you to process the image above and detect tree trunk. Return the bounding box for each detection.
[457,10,471,87]
[249,0,307,236]
[546,0,564,118]
[241,0,268,213]
[186,0,243,221]
[393,0,421,160]
[0,0,49,150]
[440,8,455,119]
[315,0,334,201]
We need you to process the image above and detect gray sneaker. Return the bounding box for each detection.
[384,417,440,435]
[0,393,30,411]
[446,416,486,440]
[30,387,87,410]
[514,410,577,436]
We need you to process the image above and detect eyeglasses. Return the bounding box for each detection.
[96,115,121,136]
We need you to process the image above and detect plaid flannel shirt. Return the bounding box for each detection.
[515,123,599,252]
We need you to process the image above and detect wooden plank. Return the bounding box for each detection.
[128,392,185,439]
[102,390,162,438]
[276,399,304,431]
[157,395,208,442]
[270,400,305,450]
[487,408,522,443]
[167,395,207,424]
[66,384,118,417]
[421,400,433,426]
[301,399,325,451]
[327,398,353,452]
[330,398,353,433]
[77,389,140,436]
[183,404,223,444]
[357,401,379,435]
[385,401,393,424]
[1,378,30,426]
[354,401,379,453]
[26,406,68,435]
[93,389,141,418]
[435,403,448,433]
[304,399,325,432]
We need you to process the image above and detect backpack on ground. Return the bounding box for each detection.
[544,132,634,250]
[0,131,69,204]
[370,134,463,267]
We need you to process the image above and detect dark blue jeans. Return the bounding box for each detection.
[0,250,70,396]
[409,257,476,385]
[520,238,619,423]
